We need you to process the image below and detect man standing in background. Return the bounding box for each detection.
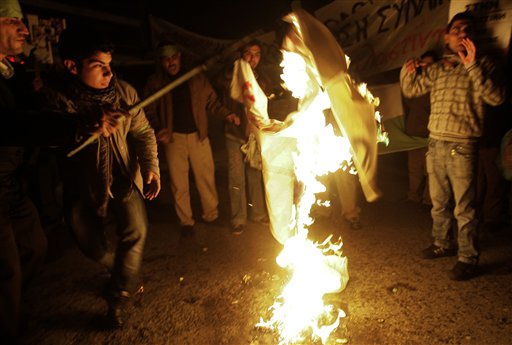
[400,12,505,280]
[144,44,239,235]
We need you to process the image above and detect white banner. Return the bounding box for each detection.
[315,0,512,77]
[315,0,450,77]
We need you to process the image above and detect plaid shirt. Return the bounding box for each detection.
[400,56,505,143]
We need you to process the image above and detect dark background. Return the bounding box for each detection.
[18,0,333,91]
[20,0,334,53]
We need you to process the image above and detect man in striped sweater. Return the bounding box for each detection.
[400,12,505,280]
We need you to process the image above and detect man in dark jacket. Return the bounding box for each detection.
[39,26,160,328]
[144,44,237,234]
[0,1,121,341]
[215,40,272,235]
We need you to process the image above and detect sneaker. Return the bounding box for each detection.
[231,224,244,235]
[105,290,130,328]
[449,261,477,281]
[421,244,456,259]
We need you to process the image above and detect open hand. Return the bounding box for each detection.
[405,58,427,74]
[459,38,476,67]
[144,171,161,200]
[156,128,171,144]
[226,113,241,126]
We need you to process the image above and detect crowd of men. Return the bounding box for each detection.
[0,0,510,343]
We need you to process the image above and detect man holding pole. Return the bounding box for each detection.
[144,44,239,234]
[38,25,160,327]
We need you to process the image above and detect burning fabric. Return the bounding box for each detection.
[231,8,381,244]
[231,8,382,344]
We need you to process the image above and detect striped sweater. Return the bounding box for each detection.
[400,56,505,143]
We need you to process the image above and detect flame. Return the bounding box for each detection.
[356,83,389,146]
[257,51,350,344]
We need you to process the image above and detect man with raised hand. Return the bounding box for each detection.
[400,12,505,280]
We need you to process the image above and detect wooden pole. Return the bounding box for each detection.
[66,29,264,158]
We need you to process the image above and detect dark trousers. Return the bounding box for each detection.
[66,190,148,293]
[0,197,47,339]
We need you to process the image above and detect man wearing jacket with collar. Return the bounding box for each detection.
[0,2,47,342]
[39,26,160,328]
[400,12,505,280]
[144,44,238,234]
[0,1,126,339]
[216,40,272,235]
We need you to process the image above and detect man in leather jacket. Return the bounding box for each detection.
[39,26,160,328]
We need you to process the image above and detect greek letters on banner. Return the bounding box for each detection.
[315,0,450,77]
[315,0,512,78]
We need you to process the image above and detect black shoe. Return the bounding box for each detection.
[449,261,477,281]
[231,224,244,235]
[106,291,130,328]
[421,244,456,259]
[180,225,195,237]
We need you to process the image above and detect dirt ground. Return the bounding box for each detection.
[18,152,512,345]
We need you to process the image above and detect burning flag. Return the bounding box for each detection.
[231,8,383,344]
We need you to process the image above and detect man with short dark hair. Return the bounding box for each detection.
[216,40,271,235]
[400,12,505,280]
[144,44,238,234]
[39,26,160,327]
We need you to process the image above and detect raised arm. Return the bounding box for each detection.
[399,58,435,99]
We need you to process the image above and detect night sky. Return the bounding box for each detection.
[20,0,334,52]
[146,0,333,38]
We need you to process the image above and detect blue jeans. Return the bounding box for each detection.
[66,189,148,293]
[426,139,479,264]
[226,135,266,226]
